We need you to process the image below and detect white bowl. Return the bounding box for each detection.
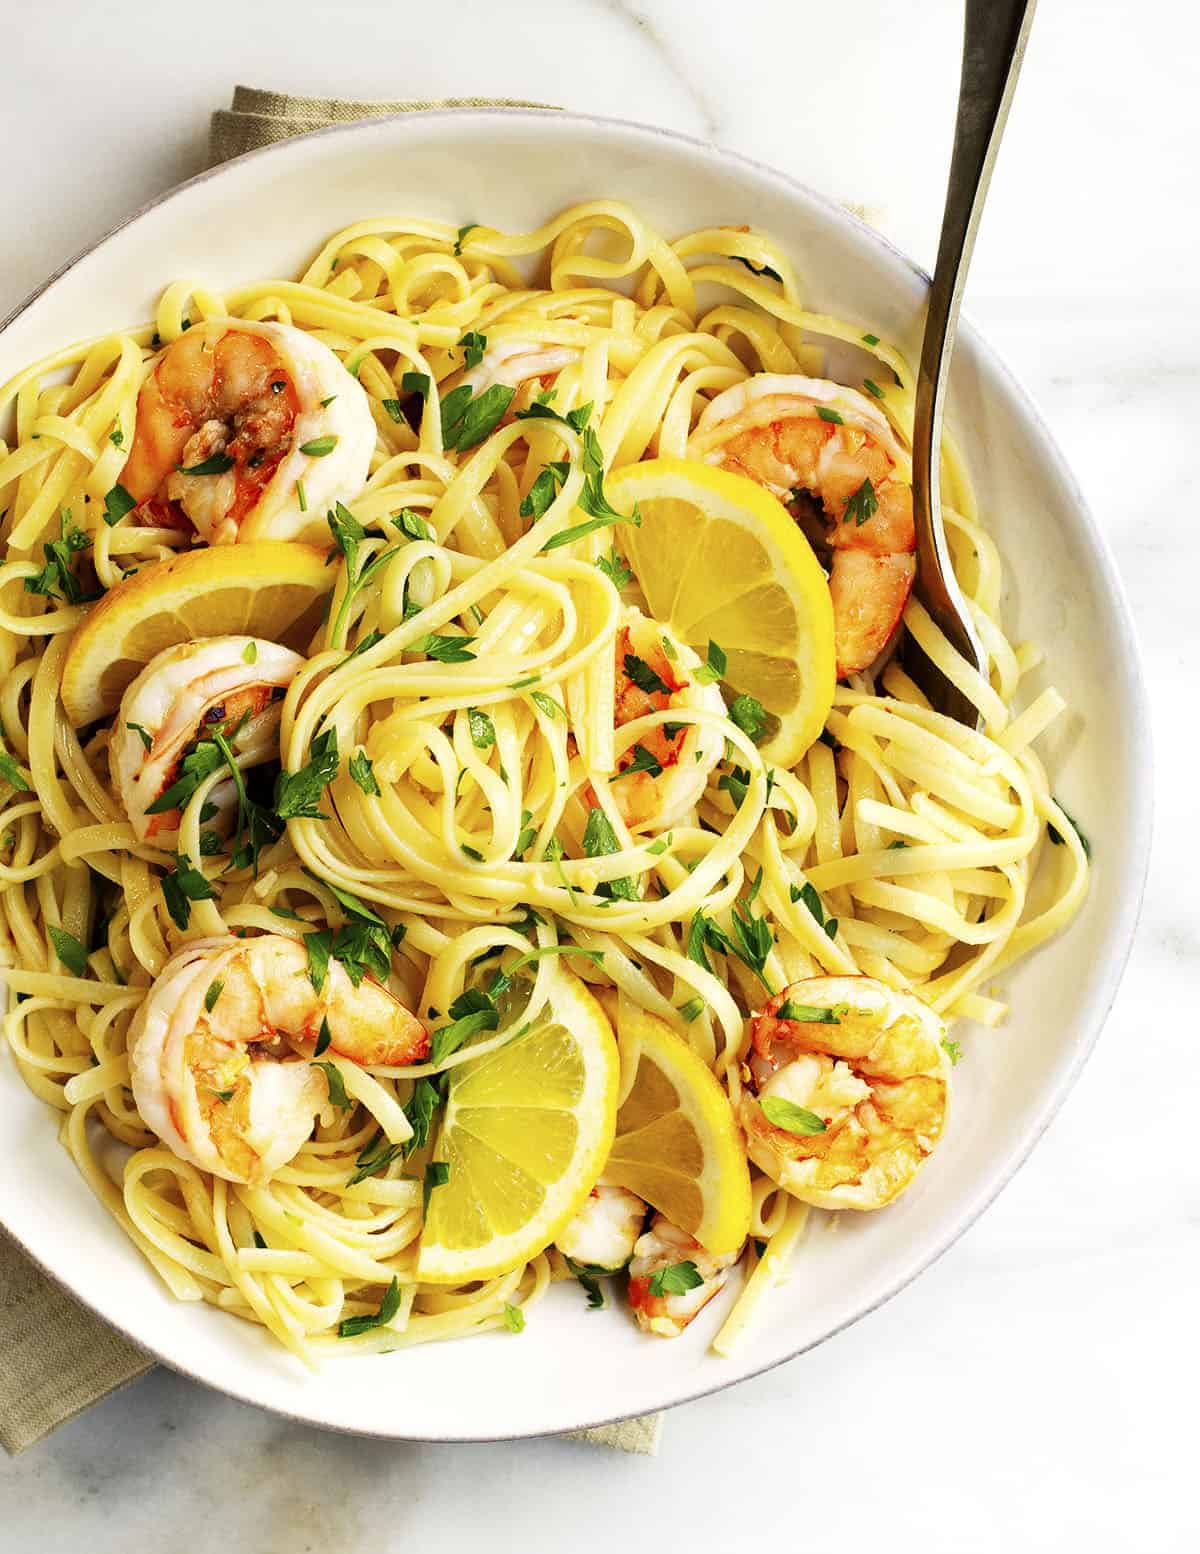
[0,110,1151,1441]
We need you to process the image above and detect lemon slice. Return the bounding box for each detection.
[604,996,751,1256]
[608,458,836,766]
[61,542,334,726]
[417,974,619,1285]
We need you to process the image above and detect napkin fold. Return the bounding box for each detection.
[0,87,663,1460]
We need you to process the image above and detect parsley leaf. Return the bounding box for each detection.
[679,996,705,1023]
[843,477,879,527]
[647,1261,703,1297]
[395,507,434,542]
[304,929,332,994]
[0,748,30,792]
[759,1096,827,1135]
[204,979,224,1013]
[300,436,338,458]
[160,853,216,930]
[1047,802,1092,858]
[348,749,380,796]
[622,653,670,697]
[942,1038,963,1065]
[103,484,137,527]
[729,693,770,743]
[729,896,774,991]
[414,632,477,664]
[313,1016,332,1056]
[777,999,846,1024]
[275,726,339,821]
[582,808,638,901]
[24,510,95,605]
[611,743,663,781]
[459,330,487,369]
[403,1077,441,1155]
[596,548,632,589]
[467,708,496,749]
[430,987,500,1064]
[347,1129,404,1186]
[519,460,569,520]
[178,452,233,476]
[453,223,478,256]
[792,881,839,941]
[48,925,87,976]
[563,1257,608,1310]
[862,333,880,347]
[693,640,726,686]
[401,371,431,400]
[423,1159,450,1216]
[442,383,515,452]
[312,1059,353,1111]
[530,690,563,720]
[816,406,843,425]
[338,1276,401,1338]
[503,1302,525,1333]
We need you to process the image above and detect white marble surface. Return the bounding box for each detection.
[1,0,1195,1547]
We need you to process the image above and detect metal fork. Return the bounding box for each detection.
[901,0,1038,726]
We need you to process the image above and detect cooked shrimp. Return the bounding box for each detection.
[111,636,303,845]
[608,609,725,831]
[741,976,950,1211]
[626,1214,742,1338]
[689,375,916,676]
[557,1184,646,1271]
[128,934,428,1185]
[120,318,375,545]
[451,338,581,418]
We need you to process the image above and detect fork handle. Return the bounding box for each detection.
[911,0,1038,667]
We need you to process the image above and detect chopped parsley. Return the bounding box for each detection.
[204,979,224,1013]
[400,371,431,400]
[582,807,638,901]
[178,452,233,476]
[862,333,880,347]
[942,1038,963,1065]
[519,460,570,520]
[242,641,258,664]
[791,881,839,941]
[441,382,515,452]
[728,693,770,744]
[24,510,96,605]
[816,407,843,425]
[759,1096,827,1135]
[503,1302,525,1334]
[0,748,30,791]
[48,925,87,977]
[467,707,496,749]
[694,640,726,686]
[530,691,563,720]
[103,483,137,526]
[325,501,403,649]
[348,749,380,796]
[423,1160,451,1216]
[313,1016,332,1056]
[622,653,670,698]
[160,853,216,930]
[300,436,337,458]
[1047,803,1091,858]
[453,224,478,256]
[414,632,477,664]
[596,549,632,589]
[396,507,434,542]
[612,743,663,781]
[275,726,339,821]
[312,1059,352,1111]
[843,477,879,527]
[647,1261,703,1298]
[403,1077,441,1155]
[430,987,500,1064]
[338,1276,400,1337]
[863,379,884,400]
[679,996,705,1023]
[348,1129,404,1186]
[459,330,487,369]
[563,1257,608,1310]
[776,999,847,1025]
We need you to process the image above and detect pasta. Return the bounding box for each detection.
[0,201,1089,1364]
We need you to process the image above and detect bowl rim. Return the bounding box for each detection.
[0,105,1154,1442]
